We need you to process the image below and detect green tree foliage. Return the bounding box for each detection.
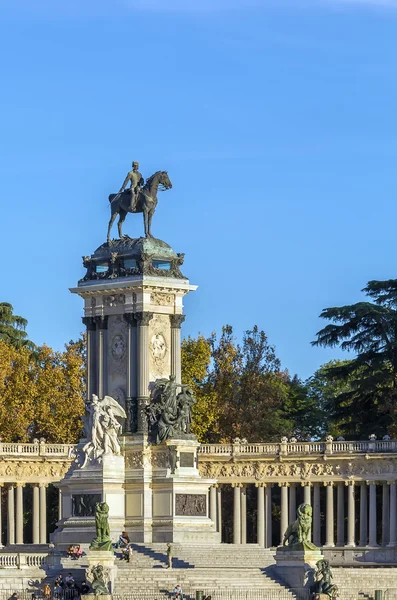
[312,279,397,438]
[182,325,318,443]
[0,302,33,349]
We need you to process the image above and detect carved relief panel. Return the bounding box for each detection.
[107,315,127,405]
[149,314,171,382]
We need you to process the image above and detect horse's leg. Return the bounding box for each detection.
[107,209,118,243]
[118,210,127,238]
[143,206,148,237]
[148,210,153,237]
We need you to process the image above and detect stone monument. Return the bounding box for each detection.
[275,503,324,589]
[52,162,219,545]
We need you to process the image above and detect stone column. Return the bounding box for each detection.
[346,481,355,547]
[170,315,185,385]
[135,312,153,433]
[313,484,321,546]
[289,485,296,525]
[124,313,137,433]
[382,482,390,546]
[15,483,24,544]
[336,483,345,547]
[58,489,62,522]
[279,483,289,544]
[39,483,47,544]
[82,317,96,399]
[95,316,108,399]
[217,486,222,537]
[32,484,40,544]
[257,484,265,547]
[359,482,368,546]
[368,482,378,547]
[7,485,15,545]
[210,486,217,529]
[265,485,273,548]
[388,481,396,547]
[303,483,311,506]
[324,482,335,547]
[241,485,247,544]
[233,484,241,544]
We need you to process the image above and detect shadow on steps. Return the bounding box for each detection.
[129,544,194,569]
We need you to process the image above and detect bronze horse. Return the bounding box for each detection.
[107,170,172,241]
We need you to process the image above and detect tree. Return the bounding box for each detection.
[312,279,397,438]
[0,302,33,349]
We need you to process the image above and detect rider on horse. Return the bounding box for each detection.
[119,161,144,212]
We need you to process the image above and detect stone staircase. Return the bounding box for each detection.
[332,567,397,600]
[113,544,300,599]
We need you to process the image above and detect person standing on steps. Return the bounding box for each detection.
[166,542,173,569]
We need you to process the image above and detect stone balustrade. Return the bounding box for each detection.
[0,553,48,568]
[0,442,74,458]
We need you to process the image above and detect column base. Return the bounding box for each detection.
[323,543,335,548]
[345,543,356,548]
[387,542,397,547]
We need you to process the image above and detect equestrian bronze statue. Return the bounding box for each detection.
[107,163,172,242]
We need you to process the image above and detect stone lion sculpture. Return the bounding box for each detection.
[283,503,317,550]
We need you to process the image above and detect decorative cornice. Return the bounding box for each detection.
[94,315,108,330]
[82,317,96,331]
[123,313,137,327]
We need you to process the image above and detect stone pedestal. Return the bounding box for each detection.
[86,550,117,595]
[52,455,125,546]
[274,548,324,589]
[125,438,220,544]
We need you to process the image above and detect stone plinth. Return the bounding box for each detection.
[86,550,117,594]
[52,455,125,546]
[274,548,324,589]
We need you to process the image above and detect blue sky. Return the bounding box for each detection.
[1,0,396,379]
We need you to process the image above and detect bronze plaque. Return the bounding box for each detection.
[179,452,194,468]
[72,494,101,517]
[175,494,206,516]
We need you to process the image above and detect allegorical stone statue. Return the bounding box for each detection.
[282,503,317,550]
[80,394,126,468]
[107,162,172,241]
[90,501,113,552]
[146,375,196,444]
[311,559,338,598]
[86,563,110,595]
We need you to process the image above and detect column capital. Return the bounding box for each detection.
[345,480,355,486]
[366,480,378,486]
[135,311,153,326]
[15,482,25,488]
[278,482,290,488]
[255,482,266,488]
[324,481,334,487]
[94,315,108,330]
[38,482,48,489]
[301,482,312,487]
[123,313,137,327]
[82,316,96,330]
[387,481,396,486]
[170,314,186,329]
[232,482,243,488]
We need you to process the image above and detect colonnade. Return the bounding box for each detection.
[209,480,397,547]
[3,483,48,546]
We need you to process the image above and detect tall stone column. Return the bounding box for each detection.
[257,484,265,547]
[39,483,47,544]
[135,312,153,433]
[82,317,96,399]
[359,482,368,546]
[217,486,222,537]
[382,482,390,546]
[324,482,335,547]
[336,483,345,547]
[94,316,108,399]
[289,485,296,524]
[32,484,40,544]
[265,485,273,548]
[346,481,355,547]
[170,315,185,384]
[15,483,24,544]
[210,486,217,529]
[368,482,378,547]
[313,484,321,546]
[279,483,289,544]
[233,484,241,544]
[7,485,15,545]
[388,481,396,547]
[124,314,137,433]
[303,483,311,506]
[241,485,247,544]
[58,489,62,522]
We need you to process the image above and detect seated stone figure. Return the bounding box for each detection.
[282,503,317,550]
